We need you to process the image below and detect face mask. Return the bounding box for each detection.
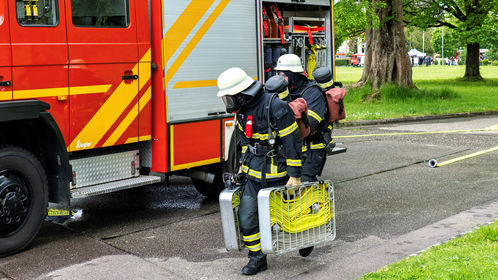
[222,95,241,113]
[222,93,253,113]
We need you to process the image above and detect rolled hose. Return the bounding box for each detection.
[269,183,333,234]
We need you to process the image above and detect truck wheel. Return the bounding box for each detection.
[192,173,224,199]
[0,147,48,257]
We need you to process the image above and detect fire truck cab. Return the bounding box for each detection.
[0,0,335,256]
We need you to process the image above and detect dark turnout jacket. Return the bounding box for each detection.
[290,80,329,151]
[237,92,302,182]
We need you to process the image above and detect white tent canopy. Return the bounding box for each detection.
[408,48,426,57]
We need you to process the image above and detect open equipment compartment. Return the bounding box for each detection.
[261,0,333,81]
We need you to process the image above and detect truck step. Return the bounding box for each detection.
[71,175,161,199]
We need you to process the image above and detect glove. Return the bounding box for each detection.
[286,176,301,186]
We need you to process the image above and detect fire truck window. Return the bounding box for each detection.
[71,0,129,28]
[15,0,59,26]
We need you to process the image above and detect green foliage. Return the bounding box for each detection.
[432,28,460,58]
[334,0,367,52]
[406,27,434,55]
[458,60,464,65]
[481,59,490,65]
[492,61,498,66]
[335,58,351,66]
[337,66,498,120]
[361,221,498,279]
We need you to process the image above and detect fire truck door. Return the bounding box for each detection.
[65,0,140,152]
[8,0,70,145]
[0,1,12,101]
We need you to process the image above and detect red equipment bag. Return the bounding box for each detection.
[288,98,310,139]
[324,88,347,122]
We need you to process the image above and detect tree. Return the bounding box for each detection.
[431,28,460,59]
[356,0,414,90]
[404,0,498,81]
[406,27,434,56]
[334,0,368,52]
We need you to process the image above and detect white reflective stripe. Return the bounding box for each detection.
[278,121,298,137]
[308,110,323,122]
[286,158,302,167]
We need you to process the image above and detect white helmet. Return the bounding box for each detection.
[274,54,304,73]
[217,67,255,97]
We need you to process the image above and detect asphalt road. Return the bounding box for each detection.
[1,115,497,280]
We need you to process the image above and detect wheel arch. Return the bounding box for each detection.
[0,100,72,205]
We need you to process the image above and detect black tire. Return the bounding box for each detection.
[192,173,224,199]
[0,147,48,257]
[193,133,241,199]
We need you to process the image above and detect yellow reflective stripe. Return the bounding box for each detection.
[311,143,326,149]
[241,145,248,154]
[318,80,334,89]
[302,143,326,152]
[286,159,302,167]
[308,110,323,123]
[243,232,260,242]
[14,85,112,99]
[278,121,298,137]
[271,157,277,174]
[163,0,216,64]
[241,165,287,179]
[250,131,276,140]
[173,79,217,89]
[278,88,289,99]
[238,122,244,132]
[103,87,152,146]
[165,0,231,86]
[247,243,261,251]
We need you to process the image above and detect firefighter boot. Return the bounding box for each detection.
[241,252,267,275]
[299,246,314,257]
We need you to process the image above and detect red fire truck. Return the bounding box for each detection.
[0,0,336,256]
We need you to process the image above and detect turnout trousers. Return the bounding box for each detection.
[239,178,287,259]
[301,147,327,183]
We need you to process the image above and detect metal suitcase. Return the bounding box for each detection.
[219,187,244,251]
[258,180,335,254]
[219,181,335,254]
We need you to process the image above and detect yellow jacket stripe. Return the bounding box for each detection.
[241,165,287,179]
[302,143,327,152]
[286,158,302,167]
[308,110,323,123]
[278,121,298,137]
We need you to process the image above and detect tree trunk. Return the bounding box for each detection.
[355,0,414,90]
[464,42,482,81]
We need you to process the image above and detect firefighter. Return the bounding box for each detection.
[217,67,302,275]
[274,55,330,258]
[274,54,329,183]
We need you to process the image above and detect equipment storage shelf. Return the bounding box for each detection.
[263,0,332,6]
[261,1,333,81]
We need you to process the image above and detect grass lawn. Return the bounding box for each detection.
[335,65,498,121]
[361,220,498,279]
